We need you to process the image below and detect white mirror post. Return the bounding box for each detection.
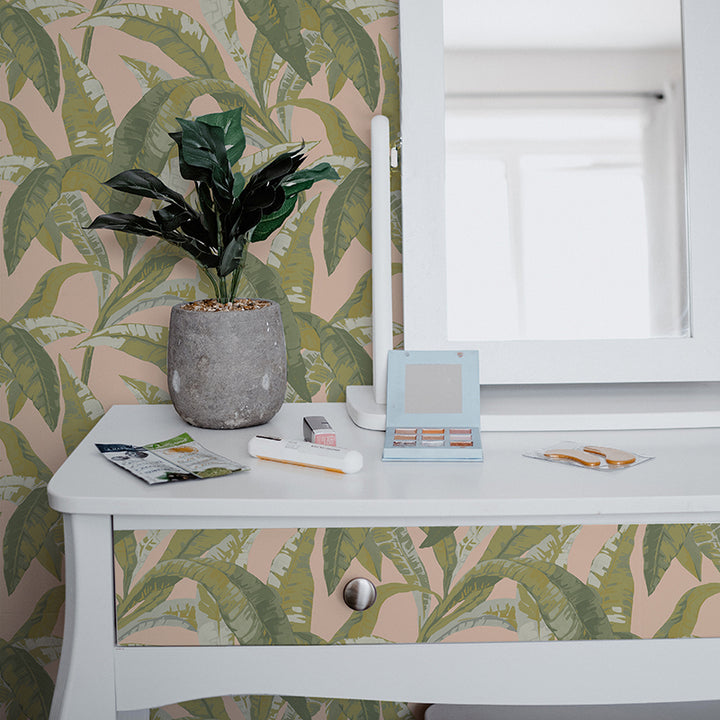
[346,115,393,430]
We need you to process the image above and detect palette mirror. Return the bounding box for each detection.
[400,0,720,388]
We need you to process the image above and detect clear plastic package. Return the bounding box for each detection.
[524,441,654,471]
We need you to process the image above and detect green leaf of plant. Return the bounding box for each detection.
[0,423,52,482]
[5,378,29,421]
[586,525,637,635]
[422,597,517,644]
[334,699,382,720]
[197,106,247,166]
[249,30,285,109]
[281,161,340,197]
[0,102,54,162]
[267,195,319,312]
[322,165,370,273]
[238,0,311,82]
[305,0,380,109]
[677,531,704,581]
[11,584,65,643]
[198,0,250,80]
[0,154,47,184]
[372,527,432,624]
[654,582,720,638]
[691,523,720,573]
[330,269,372,346]
[50,191,115,302]
[296,311,372,400]
[121,55,173,91]
[21,0,88,24]
[282,696,313,720]
[179,696,232,720]
[426,528,458,596]
[250,696,285,720]
[5,55,27,99]
[104,168,188,207]
[79,4,230,80]
[274,30,333,134]
[420,527,457,548]
[268,528,317,631]
[241,254,311,401]
[3,156,85,274]
[13,316,88,346]
[35,517,63,582]
[160,529,239,564]
[61,154,119,212]
[0,476,45,505]
[120,376,171,405]
[481,525,558,561]
[274,98,369,159]
[379,35,400,140]
[76,323,169,372]
[59,37,115,157]
[118,601,198,643]
[0,641,55,720]
[323,527,370,594]
[643,524,692,595]
[3,486,59,594]
[427,557,615,642]
[58,355,104,455]
[119,557,297,645]
[339,0,399,24]
[11,262,115,324]
[98,243,188,327]
[114,530,138,598]
[0,4,60,109]
[357,533,383,580]
[105,279,199,327]
[109,78,225,182]
[0,320,60,430]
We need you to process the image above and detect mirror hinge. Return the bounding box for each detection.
[391,139,401,168]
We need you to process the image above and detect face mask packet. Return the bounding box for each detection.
[96,432,249,484]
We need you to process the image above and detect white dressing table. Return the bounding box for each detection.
[47,402,720,719]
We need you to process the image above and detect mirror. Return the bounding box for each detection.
[444,0,686,343]
[399,0,720,387]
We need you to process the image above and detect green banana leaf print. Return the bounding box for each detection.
[1,2,396,716]
[7,2,720,720]
[116,525,720,654]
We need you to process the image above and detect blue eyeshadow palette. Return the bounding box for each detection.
[382,350,483,461]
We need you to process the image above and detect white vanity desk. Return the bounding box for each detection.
[47,402,720,719]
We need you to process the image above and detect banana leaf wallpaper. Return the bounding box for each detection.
[2,2,720,720]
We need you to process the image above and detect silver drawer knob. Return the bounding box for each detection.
[343,577,377,611]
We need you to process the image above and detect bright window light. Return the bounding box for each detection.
[446,104,681,341]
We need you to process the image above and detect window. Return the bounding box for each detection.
[445,98,688,342]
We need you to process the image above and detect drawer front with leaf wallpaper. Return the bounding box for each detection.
[114,524,720,647]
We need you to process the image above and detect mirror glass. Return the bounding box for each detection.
[443,0,686,342]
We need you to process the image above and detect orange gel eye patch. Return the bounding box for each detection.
[543,449,602,467]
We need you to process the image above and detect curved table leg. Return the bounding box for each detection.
[50,514,122,720]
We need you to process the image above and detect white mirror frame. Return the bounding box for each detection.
[400,0,720,389]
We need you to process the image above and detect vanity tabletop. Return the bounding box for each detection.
[48,403,720,525]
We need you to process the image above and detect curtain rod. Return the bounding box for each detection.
[446,91,665,100]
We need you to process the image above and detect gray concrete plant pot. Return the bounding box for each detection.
[167,299,287,429]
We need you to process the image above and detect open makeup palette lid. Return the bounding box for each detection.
[383,350,483,461]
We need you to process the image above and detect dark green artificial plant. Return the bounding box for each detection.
[89,107,338,302]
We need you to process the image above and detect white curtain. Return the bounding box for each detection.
[642,81,689,338]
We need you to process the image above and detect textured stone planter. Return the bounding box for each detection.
[167,299,286,429]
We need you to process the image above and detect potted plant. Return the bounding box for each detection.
[89,107,338,428]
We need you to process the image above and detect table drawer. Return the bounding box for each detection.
[114,524,720,647]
